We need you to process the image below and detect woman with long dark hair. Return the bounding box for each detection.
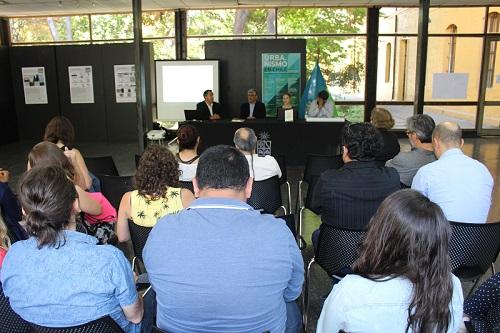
[1,166,142,331]
[317,189,463,333]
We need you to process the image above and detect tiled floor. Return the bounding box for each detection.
[1,137,500,332]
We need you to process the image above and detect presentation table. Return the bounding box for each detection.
[183,119,346,165]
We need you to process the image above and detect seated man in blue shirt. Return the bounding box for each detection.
[144,145,304,333]
[412,121,493,223]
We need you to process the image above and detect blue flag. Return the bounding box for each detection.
[299,62,335,119]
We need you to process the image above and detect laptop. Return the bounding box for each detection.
[184,110,199,121]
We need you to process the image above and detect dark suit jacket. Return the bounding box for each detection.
[196,101,225,120]
[240,101,266,119]
[311,161,400,230]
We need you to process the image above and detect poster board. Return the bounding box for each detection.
[22,67,48,104]
[68,65,94,104]
[114,64,136,103]
[262,53,301,117]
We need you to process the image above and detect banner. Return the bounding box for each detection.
[299,62,338,120]
[262,53,301,117]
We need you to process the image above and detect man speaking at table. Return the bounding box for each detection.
[196,89,225,120]
[240,88,266,119]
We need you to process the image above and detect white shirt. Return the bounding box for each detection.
[178,162,197,181]
[307,99,334,118]
[245,154,282,181]
[317,274,463,333]
[249,103,255,118]
[206,102,213,116]
[412,148,493,223]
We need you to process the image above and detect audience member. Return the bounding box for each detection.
[233,127,282,181]
[387,114,436,187]
[43,116,94,191]
[1,166,143,332]
[240,88,266,119]
[307,90,334,118]
[196,89,224,120]
[176,124,200,182]
[28,142,101,217]
[317,189,464,333]
[311,122,400,247]
[463,273,500,333]
[117,145,194,243]
[281,92,293,110]
[143,145,303,333]
[371,107,400,164]
[412,122,493,223]
[0,168,26,242]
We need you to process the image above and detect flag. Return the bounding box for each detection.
[299,62,336,119]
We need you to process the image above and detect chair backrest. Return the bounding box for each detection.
[84,156,119,177]
[0,287,32,333]
[99,175,134,210]
[304,175,320,213]
[30,316,124,333]
[449,221,500,278]
[277,214,296,237]
[178,181,194,194]
[315,223,365,276]
[247,176,282,214]
[303,154,343,184]
[128,219,153,262]
[273,155,287,185]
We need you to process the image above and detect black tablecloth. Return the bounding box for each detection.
[184,120,346,165]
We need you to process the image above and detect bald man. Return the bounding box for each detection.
[412,122,493,223]
[233,127,281,181]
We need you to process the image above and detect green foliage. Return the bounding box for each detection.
[91,14,133,40]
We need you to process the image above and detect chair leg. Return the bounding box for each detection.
[492,263,496,275]
[303,257,315,332]
[297,181,303,214]
[280,205,287,215]
[285,181,292,213]
[298,207,305,248]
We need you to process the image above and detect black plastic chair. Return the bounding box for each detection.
[296,155,343,243]
[178,181,194,194]
[99,175,134,210]
[30,316,124,333]
[0,287,32,333]
[449,221,500,296]
[277,214,306,249]
[84,155,119,177]
[247,176,286,215]
[303,223,365,329]
[128,219,153,274]
[273,155,292,212]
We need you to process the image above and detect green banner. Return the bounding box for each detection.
[262,53,301,117]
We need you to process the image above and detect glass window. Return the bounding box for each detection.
[10,16,90,43]
[376,105,414,129]
[337,104,364,123]
[277,8,366,35]
[424,105,477,129]
[385,43,392,82]
[142,11,175,38]
[376,37,417,102]
[485,39,500,100]
[425,37,483,102]
[428,7,485,34]
[147,38,176,60]
[91,13,133,40]
[482,106,500,130]
[187,9,275,36]
[446,24,457,73]
[379,7,418,34]
[487,13,499,88]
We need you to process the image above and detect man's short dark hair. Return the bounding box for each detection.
[407,114,435,143]
[342,122,383,161]
[203,90,212,97]
[318,90,329,100]
[233,127,257,152]
[196,145,249,191]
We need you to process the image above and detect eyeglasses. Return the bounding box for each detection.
[406,130,414,136]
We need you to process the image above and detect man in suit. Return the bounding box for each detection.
[240,89,266,119]
[310,123,400,248]
[196,90,224,120]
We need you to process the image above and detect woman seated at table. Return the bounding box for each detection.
[317,189,464,333]
[176,124,200,182]
[117,145,194,243]
[1,166,143,332]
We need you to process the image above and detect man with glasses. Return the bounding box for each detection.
[240,88,266,119]
[386,114,436,187]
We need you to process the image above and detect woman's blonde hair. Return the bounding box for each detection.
[371,107,395,130]
[0,215,11,250]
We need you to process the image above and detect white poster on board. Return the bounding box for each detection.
[68,66,94,104]
[432,73,468,99]
[22,67,48,104]
[114,65,136,103]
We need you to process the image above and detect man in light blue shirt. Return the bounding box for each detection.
[143,145,304,333]
[412,122,493,223]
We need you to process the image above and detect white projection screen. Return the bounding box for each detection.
[155,60,219,120]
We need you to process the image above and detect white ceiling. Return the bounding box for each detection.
[0,0,498,17]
